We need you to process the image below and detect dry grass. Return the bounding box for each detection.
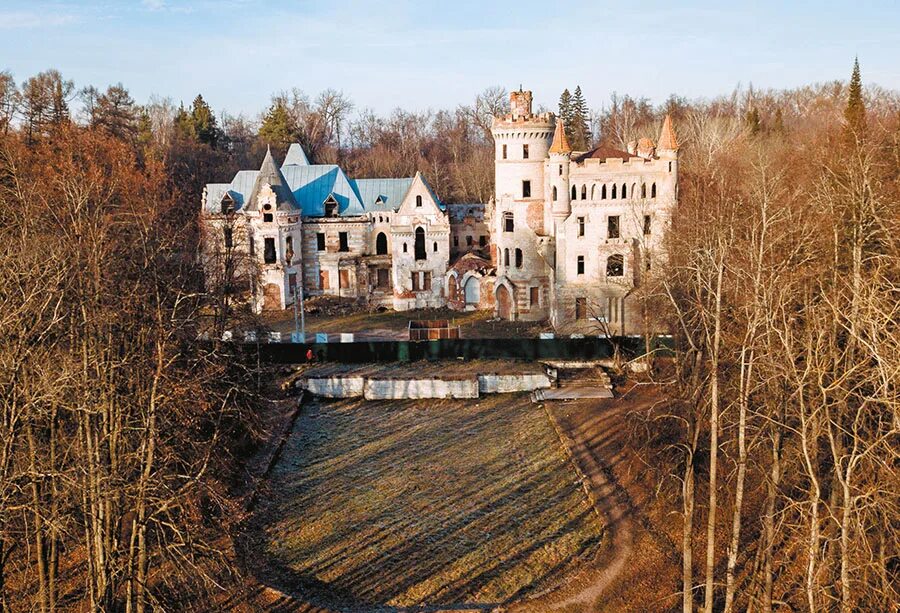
[252,394,603,610]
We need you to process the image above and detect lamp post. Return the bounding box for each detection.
[285,244,305,343]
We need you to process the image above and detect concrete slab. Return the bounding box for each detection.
[532,386,614,402]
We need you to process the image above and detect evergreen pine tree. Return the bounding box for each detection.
[845,57,866,136]
[173,103,196,141]
[558,88,572,138]
[570,85,591,149]
[190,94,220,148]
[745,107,761,135]
[259,100,300,152]
[772,107,785,134]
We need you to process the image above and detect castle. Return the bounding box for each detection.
[200,88,678,334]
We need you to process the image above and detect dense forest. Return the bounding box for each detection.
[0,62,897,611]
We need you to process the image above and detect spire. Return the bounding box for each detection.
[246,146,299,212]
[549,118,572,154]
[657,114,679,150]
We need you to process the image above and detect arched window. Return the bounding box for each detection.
[414,227,426,260]
[571,185,577,200]
[403,243,408,253]
[601,184,607,200]
[591,185,596,200]
[621,183,627,198]
[416,195,423,207]
[552,186,558,201]
[515,248,523,268]
[606,254,624,277]
[503,248,510,267]
[581,185,587,200]
[611,184,617,199]
[375,232,388,255]
[632,183,637,199]
[641,183,647,198]
[651,182,657,198]
[433,241,438,252]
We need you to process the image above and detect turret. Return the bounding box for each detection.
[548,119,572,223]
[657,114,679,162]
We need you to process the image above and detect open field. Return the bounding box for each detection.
[250,394,604,611]
[262,301,547,340]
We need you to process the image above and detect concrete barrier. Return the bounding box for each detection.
[478,373,552,394]
[364,377,479,400]
[305,376,366,398]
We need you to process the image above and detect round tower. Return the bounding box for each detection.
[547,118,572,225]
[490,88,554,204]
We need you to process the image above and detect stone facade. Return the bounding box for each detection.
[200,146,449,313]
[489,88,679,334]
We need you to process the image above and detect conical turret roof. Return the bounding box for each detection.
[549,118,573,154]
[657,114,679,150]
[246,146,300,212]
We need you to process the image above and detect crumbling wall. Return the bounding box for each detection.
[364,377,479,400]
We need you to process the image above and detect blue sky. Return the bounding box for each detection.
[3,1,898,117]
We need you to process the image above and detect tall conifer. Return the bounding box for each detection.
[570,86,591,150]
[845,57,866,136]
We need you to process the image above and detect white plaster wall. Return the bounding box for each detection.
[304,377,366,398]
[477,373,551,394]
[364,378,479,400]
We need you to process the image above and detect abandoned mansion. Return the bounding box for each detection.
[200,89,679,333]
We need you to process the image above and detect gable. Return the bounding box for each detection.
[396,173,444,218]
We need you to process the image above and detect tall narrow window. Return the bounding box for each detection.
[414,227,426,260]
[530,286,539,307]
[317,232,326,251]
[339,232,349,252]
[591,185,596,200]
[608,215,620,239]
[571,185,577,200]
[423,271,431,291]
[249,235,255,256]
[611,184,617,199]
[263,237,276,264]
[577,216,585,237]
[575,297,587,320]
[601,184,607,199]
[522,144,529,159]
[558,164,563,175]
[503,212,514,232]
[411,272,420,291]
[641,183,647,198]
[503,248,510,267]
[453,235,459,247]
[522,180,531,198]
[643,215,652,236]
[502,144,507,159]
[285,235,293,259]
[577,255,585,275]
[651,182,657,198]
[376,232,388,255]
[416,195,423,207]
[515,248,523,268]
[606,254,624,277]
[621,183,627,198]
[223,227,233,249]
[552,186,557,201]
[433,241,438,252]
[581,185,587,200]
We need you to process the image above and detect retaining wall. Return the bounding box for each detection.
[477,373,551,394]
[305,376,366,398]
[364,377,479,400]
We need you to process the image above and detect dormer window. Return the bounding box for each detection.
[324,194,339,217]
[220,193,235,215]
[375,195,385,205]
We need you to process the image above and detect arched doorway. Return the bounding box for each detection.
[464,276,480,307]
[414,227,426,260]
[496,284,512,320]
[376,232,388,255]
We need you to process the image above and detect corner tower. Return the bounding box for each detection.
[490,89,555,208]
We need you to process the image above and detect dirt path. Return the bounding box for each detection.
[544,401,635,610]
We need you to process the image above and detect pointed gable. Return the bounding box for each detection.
[246,147,300,212]
[657,114,679,151]
[396,171,444,216]
[549,119,572,154]
[282,143,310,167]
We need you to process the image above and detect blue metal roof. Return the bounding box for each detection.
[282,143,310,167]
[352,178,414,212]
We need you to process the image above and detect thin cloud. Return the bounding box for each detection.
[0,11,78,29]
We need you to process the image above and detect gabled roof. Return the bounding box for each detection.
[549,119,572,154]
[573,145,633,163]
[352,177,414,212]
[658,114,679,150]
[281,164,365,216]
[246,147,300,212]
[282,143,310,167]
